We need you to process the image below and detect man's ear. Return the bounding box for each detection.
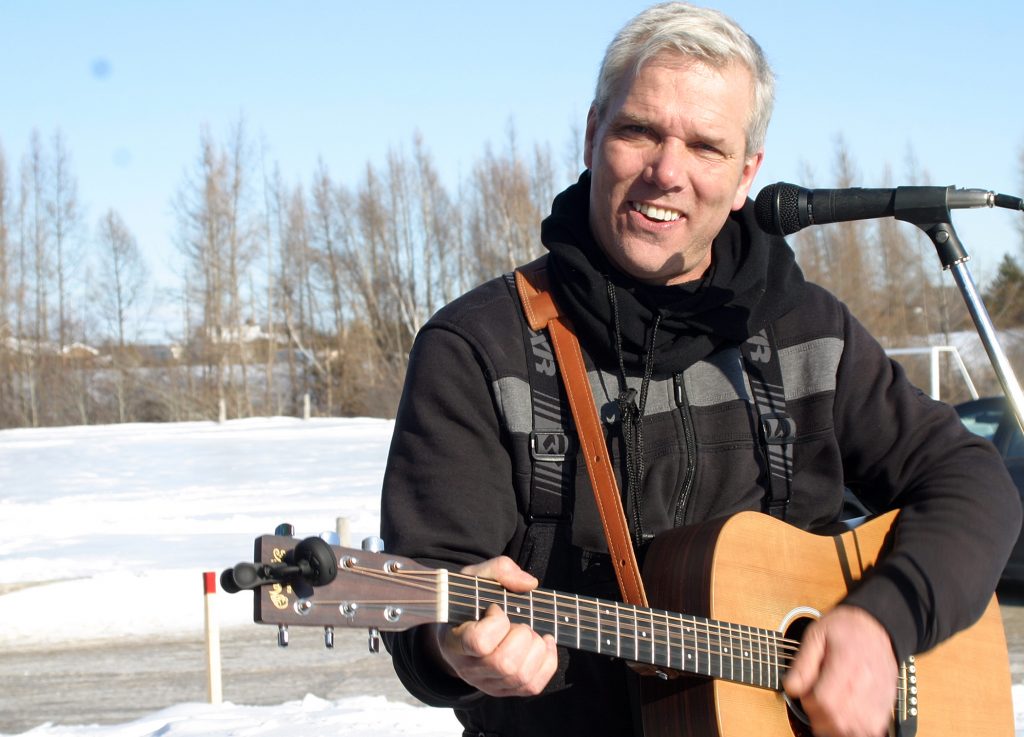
[732,150,765,211]
[583,104,599,169]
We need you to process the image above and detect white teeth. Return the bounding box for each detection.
[632,202,682,222]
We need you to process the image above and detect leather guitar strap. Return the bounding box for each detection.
[514,261,648,607]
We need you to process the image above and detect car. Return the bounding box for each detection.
[955,396,1024,585]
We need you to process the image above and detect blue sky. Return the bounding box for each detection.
[3,1,1022,304]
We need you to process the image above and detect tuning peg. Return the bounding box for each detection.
[368,627,381,654]
[277,625,289,648]
[324,626,335,649]
[275,523,295,537]
[361,536,385,553]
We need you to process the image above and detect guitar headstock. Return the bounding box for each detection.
[225,532,446,637]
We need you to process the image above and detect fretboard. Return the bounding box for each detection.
[446,577,788,690]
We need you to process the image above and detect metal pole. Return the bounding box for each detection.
[948,261,1024,432]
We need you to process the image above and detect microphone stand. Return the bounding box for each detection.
[894,188,1024,433]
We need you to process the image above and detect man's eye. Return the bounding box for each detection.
[623,124,651,136]
[692,142,725,157]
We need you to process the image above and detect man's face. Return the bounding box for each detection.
[584,54,764,286]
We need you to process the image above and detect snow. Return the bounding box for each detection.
[1,417,1022,735]
[0,418,461,737]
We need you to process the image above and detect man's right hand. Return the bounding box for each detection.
[433,556,558,697]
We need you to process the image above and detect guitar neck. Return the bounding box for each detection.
[446,574,790,691]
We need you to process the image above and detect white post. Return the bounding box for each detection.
[218,398,227,424]
[203,571,223,704]
[303,393,311,420]
[336,516,351,547]
[930,346,942,401]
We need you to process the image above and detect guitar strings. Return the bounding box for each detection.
[444,576,799,674]
[445,571,801,656]
[310,562,912,707]
[338,563,801,673]
[365,567,797,681]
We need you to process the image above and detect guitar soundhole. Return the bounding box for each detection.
[782,614,816,737]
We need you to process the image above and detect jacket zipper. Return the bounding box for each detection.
[672,372,697,527]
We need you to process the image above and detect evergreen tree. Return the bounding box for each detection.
[984,253,1024,327]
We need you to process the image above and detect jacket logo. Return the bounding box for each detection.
[746,329,771,363]
[530,332,556,376]
[541,433,569,455]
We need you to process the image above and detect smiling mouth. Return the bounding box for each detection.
[631,201,682,222]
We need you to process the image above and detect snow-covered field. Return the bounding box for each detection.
[0,418,460,737]
[0,417,1021,736]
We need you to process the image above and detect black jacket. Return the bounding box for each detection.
[380,173,1021,737]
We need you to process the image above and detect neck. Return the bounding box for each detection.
[445,572,791,691]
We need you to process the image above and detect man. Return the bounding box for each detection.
[380,3,1021,736]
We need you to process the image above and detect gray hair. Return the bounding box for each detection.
[593,2,775,154]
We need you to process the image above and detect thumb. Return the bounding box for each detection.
[783,624,824,698]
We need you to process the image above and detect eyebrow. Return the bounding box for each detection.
[614,111,653,127]
[616,110,731,147]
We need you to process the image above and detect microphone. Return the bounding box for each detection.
[755,182,1022,236]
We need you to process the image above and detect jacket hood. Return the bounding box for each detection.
[541,171,807,375]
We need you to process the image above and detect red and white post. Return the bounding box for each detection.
[203,571,223,704]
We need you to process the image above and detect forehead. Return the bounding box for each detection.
[605,53,754,135]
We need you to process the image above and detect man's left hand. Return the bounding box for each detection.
[782,604,898,737]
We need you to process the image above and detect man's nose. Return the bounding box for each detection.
[643,139,687,192]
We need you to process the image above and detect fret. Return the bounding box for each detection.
[575,594,581,651]
[648,607,656,664]
[671,614,679,671]
[758,627,767,687]
[753,625,763,687]
[726,623,737,683]
[731,623,741,682]
[615,603,622,658]
[553,592,558,644]
[652,610,661,668]
[635,606,653,664]
[745,626,753,687]
[740,624,750,686]
[756,626,767,688]
[529,589,534,630]
[474,577,481,619]
[508,591,526,622]
[718,621,728,681]
[699,616,708,676]
[659,605,667,671]
[769,627,779,690]
[682,615,695,673]
[596,600,602,655]
[633,604,640,662]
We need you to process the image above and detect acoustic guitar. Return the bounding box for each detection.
[222,509,1014,736]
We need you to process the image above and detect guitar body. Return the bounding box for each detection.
[640,510,1014,737]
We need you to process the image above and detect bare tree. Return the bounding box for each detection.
[792,137,881,329]
[48,131,83,353]
[564,118,584,185]
[464,129,546,284]
[223,119,259,418]
[0,140,14,425]
[174,127,231,418]
[95,209,148,421]
[95,209,148,347]
[308,160,351,413]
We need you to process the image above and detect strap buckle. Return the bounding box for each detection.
[759,411,796,446]
[530,431,572,462]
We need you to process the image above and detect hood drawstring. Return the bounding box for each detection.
[607,280,661,545]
